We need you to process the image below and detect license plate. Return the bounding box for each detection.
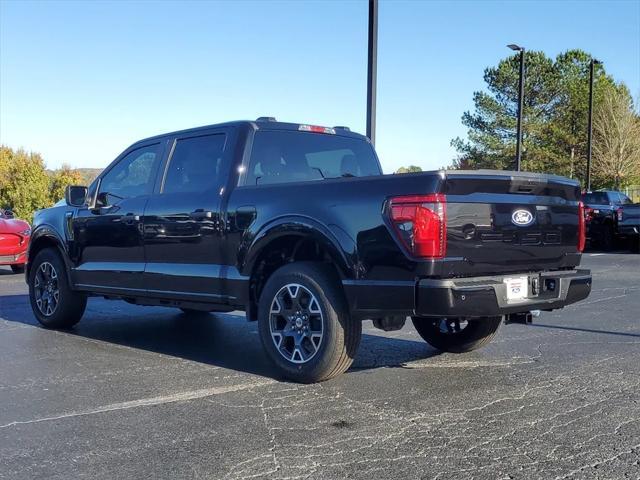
[504,276,528,301]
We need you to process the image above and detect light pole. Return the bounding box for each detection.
[507,44,525,171]
[366,0,378,145]
[586,58,601,192]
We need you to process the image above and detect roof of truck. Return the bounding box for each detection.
[132,118,368,146]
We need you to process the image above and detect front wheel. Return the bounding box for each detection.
[258,262,361,383]
[28,248,87,329]
[411,316,503,353]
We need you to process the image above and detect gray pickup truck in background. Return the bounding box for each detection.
[618,203,640,252]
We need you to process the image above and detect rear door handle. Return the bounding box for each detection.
[189,209,213,220]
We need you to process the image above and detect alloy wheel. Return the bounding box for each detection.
[269,283,324,364]
[34,261,60,317]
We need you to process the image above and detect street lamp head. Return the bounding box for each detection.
[507,44,524,51]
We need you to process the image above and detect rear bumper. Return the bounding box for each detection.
[0,251,27,266]
[343,269,591,319]
[415,269,591,317]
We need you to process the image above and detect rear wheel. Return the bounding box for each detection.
[258,262,361,383]
[28,248,86,329]
[411,316,503,353]
[10,264,25,274]
[600,224,615,251]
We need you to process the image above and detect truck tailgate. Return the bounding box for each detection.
[619,204,640,233]
[442,170,583,276]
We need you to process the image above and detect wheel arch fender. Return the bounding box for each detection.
[241,216,357,280]
[27,226,73,286]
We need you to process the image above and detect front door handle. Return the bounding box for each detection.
[122,213,140,224]
[189,209,213,220]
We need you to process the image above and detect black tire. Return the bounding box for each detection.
[600,224,615,251]
[258,262,361,383]
[411,316,503,353]
[28,248,87,329]
[10,264,25,274]
[631,236,640,254]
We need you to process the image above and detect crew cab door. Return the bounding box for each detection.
[142,128,234,303]
[70,142,163,291]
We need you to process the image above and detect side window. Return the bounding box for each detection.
[619,194,632,205]
[608,192,621,204]
[99,144,160,205]
[162,134,226,194]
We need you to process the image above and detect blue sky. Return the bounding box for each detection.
[1,0,639,173]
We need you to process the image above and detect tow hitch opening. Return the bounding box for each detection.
[506,310,541,325]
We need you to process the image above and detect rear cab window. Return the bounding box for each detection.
[245,130,381,186]
[582,192,610,205]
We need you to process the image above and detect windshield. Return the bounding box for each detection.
[247,130,381,185]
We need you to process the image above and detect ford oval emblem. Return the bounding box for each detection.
[511,209,534,226]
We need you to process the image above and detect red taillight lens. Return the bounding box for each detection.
[584,206,594,223]
[616,207,623,222]
[388,194,446,258]
[578,201,586,252]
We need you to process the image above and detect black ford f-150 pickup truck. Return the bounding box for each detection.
[26,119,592,382]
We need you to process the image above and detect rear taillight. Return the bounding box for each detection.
[616,207,623,222]
[578,201,586,252]
[584,206,594,223]
[388,194,446,258]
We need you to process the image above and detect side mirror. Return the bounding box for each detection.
[65,185,88,207]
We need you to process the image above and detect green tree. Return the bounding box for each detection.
[592,89,640,189]
[49,164,83,204]
[451,49,623,187]
[396,165,423,174]
[0,146,50,221]
[451,51,561,171]
[545,50,626,182]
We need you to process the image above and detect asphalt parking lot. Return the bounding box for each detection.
[0,252,638,480]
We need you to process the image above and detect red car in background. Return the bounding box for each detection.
[0,209,31,274]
